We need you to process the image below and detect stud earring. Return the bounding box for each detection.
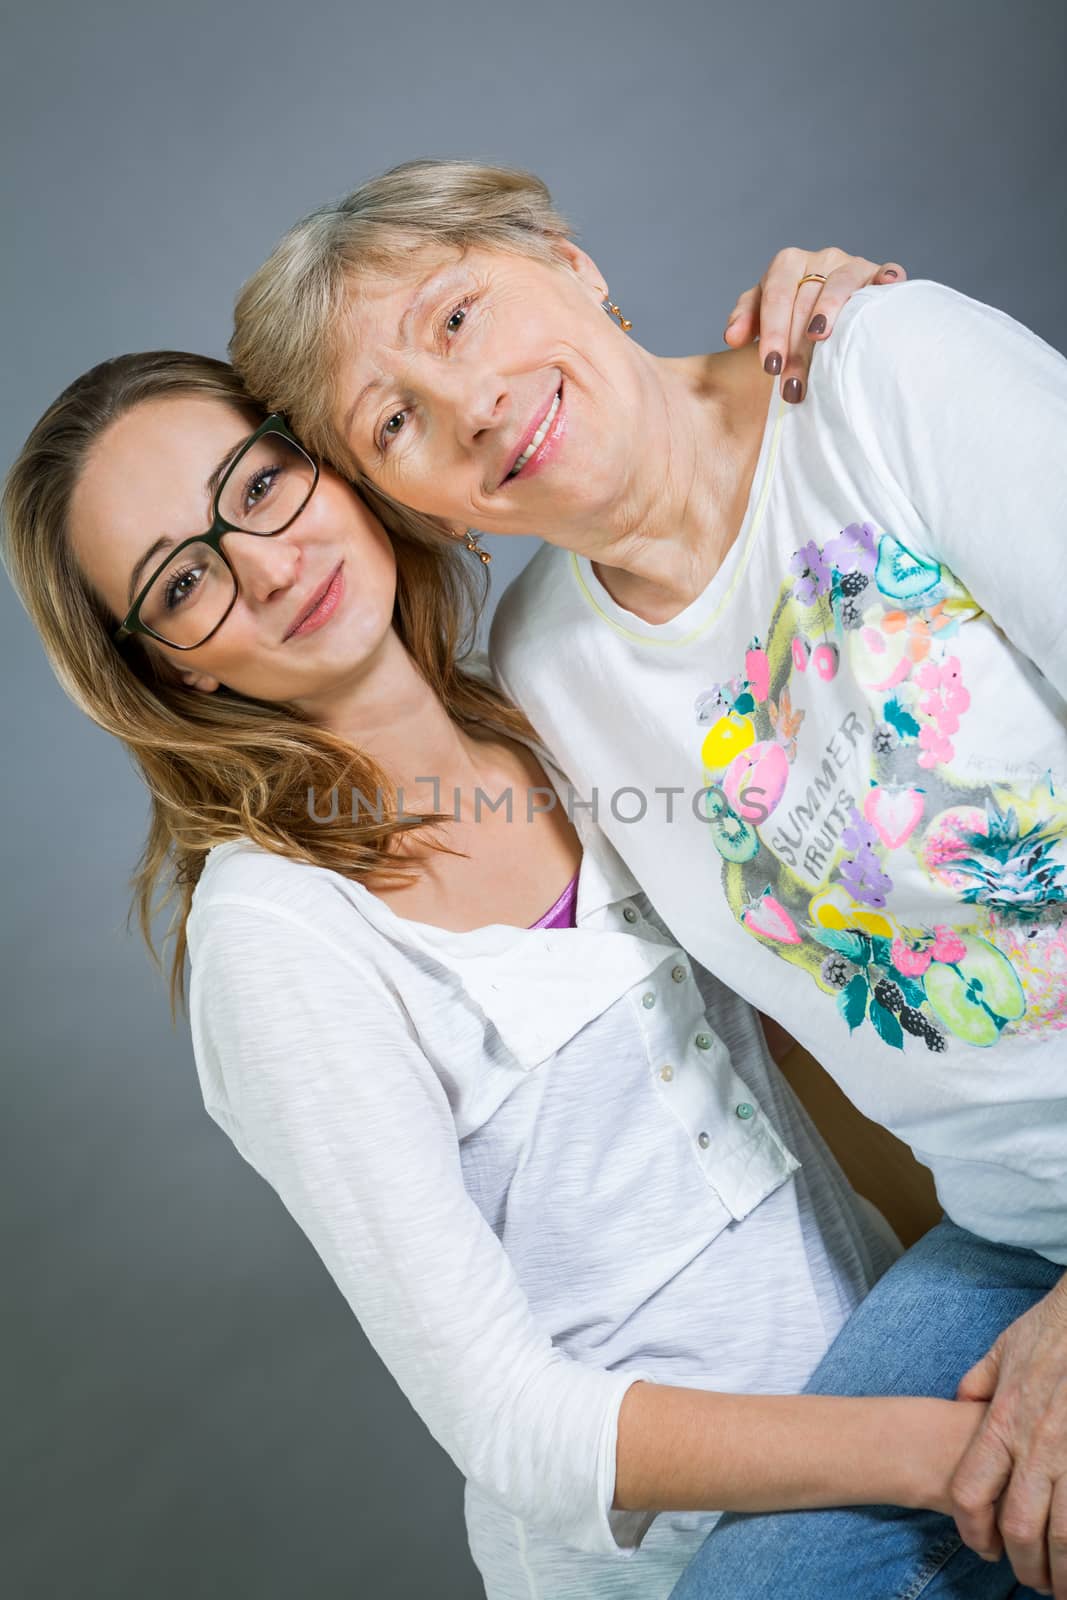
[601,297,633,332]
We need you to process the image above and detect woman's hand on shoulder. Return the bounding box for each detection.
[724,247,908,404]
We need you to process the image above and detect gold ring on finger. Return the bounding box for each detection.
[797,273,828,288]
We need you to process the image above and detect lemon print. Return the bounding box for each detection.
[809,886,897,941]
[701,712,756,771]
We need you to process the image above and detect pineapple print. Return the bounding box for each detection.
[949,800,1067,920]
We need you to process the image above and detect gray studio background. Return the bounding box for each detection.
[3,1,1065,1595]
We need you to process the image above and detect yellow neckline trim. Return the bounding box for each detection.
[568,391,787,648]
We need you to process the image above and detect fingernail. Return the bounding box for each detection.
[763,351,783,375]
[784,377,803,404]
[724,319,740,340]
[882,269,898,280]
[808,314,827,336]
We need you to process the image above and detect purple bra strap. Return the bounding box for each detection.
[528,869,580,930]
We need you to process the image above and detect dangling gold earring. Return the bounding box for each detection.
[601,297,633,332]
[462,530,492,565]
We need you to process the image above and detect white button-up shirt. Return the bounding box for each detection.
[187,735,899,1600]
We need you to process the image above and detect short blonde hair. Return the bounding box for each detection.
[230,157,572,473]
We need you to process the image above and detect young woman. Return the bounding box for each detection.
[226,158,1067,1598]
[2,338,984,1600]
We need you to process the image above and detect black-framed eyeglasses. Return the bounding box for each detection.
[113,413,319,651]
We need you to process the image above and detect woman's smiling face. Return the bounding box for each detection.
[333,241,650,539]
[69,393,399,708]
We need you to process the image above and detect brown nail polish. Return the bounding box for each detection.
[808,314,827,336]
[784,377,803,404]
[763,351,783,375]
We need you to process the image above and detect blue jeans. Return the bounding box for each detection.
[669,1217,1064,1599]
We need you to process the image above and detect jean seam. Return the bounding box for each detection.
[892,1528,964,1600]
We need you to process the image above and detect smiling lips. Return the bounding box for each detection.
[285,561,344,640]
[500,385,563,487]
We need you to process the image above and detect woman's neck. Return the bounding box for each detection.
[292,628,506,816]
[291,627,581,928]
[565,342,773,624]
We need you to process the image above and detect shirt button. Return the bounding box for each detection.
[642,992,656,1009]
[695,1032,713,1050]
[623,906,638,923]
[659,1065,674,1082]
[671,965,687,983]
[697,1131,710,1149]
[735,1102,755,1120]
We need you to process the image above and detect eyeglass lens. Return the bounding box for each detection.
[138,431,315,647]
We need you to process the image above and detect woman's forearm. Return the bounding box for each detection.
[614,1380,983,1517]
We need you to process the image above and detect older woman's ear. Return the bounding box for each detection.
[548,238,609,300]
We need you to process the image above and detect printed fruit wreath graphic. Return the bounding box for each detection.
[811,917,1024,1051]
[692,523,1067,1052]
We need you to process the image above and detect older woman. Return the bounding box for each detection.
[230,159,1067,1599]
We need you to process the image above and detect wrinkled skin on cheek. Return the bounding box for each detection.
[333,244,654,542]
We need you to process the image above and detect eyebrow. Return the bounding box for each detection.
[341,264,467,443]
[124,436,249,610]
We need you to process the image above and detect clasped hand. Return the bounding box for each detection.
[951,1276,1067,1597]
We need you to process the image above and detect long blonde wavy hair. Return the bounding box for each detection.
[1,351,536,1018]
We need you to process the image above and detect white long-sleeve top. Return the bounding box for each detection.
[187,738,899,1600]
[491,280,1067,1268]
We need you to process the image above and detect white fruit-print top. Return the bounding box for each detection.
[492,280,1067,1265]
